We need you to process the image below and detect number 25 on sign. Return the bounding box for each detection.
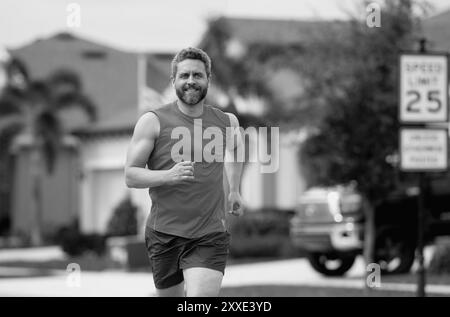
[400,54,448,123]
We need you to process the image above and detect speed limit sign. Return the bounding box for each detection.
[400,54,448,123]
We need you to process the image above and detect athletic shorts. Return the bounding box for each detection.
[144,227,231,289]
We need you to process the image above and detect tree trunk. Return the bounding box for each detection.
[29,147,43,246]
[363,196,376,293]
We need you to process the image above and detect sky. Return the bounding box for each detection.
[1,0,449,53]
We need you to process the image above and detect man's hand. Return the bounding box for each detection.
[167,161,195,185]
[228,191,244,216]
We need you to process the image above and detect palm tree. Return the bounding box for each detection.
[0,59,96,246]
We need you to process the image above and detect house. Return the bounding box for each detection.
[422,9,450,53]
[9,32,168,236]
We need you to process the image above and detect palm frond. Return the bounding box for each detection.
[0,114,23,133]
[6,57,30,88]
[1,83,28,102]
[48,69,82,95]
[27,81,51,109]
[0,116,24,156]
[0,94,23,116]
[55,92,97,122]
[0,121,23,156]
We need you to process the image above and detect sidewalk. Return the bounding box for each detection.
[0,246,65,262]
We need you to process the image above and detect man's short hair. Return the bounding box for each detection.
[171,47,212,80]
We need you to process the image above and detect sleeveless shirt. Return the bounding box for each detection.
[145,101,231,238]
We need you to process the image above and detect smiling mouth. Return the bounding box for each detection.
[184,86,200,92]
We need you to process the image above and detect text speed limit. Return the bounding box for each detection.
[400,54,448,123]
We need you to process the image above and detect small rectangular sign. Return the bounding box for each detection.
[400,128,448,171]
[400,54,448,123]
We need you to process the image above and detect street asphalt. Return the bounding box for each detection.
[0,246,448,297]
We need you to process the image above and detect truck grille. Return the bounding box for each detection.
[296,202,334,223]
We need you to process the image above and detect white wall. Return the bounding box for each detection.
[276,136,305,209]
[241,162,264,210]
[80,135,150,234]
[240,130,306,211]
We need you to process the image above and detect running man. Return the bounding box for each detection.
[125,47,244,297]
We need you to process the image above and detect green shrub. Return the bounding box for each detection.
[428,242,450,274]
[228,209,298,259]
[0,215,10,237]
[57,220,106,257]
[106,196,138,237]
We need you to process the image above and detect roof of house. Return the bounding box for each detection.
[201,17,347,46]
[10,32,140,134]
[9,32,175,135]
[206,14,450,51]
[422,9,450,52]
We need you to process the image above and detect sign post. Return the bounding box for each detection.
[399,39,449,297]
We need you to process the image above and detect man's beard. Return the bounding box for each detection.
[176,83,208,106]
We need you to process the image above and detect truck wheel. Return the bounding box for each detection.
[375,228,415,274]
[307,252,356,276]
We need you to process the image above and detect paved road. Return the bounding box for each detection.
[0,246,448,297]
[0,257,365,297]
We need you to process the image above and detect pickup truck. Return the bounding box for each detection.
[289,178,450,276]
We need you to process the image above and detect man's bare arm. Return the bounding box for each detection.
[125,112,194,188]
[225,112,244,215]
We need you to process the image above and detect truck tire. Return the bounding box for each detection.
[307,252,356,276]
[375,227,415,274]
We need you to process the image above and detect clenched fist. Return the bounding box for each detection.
[228,191,244,216]
[167,160,195,185]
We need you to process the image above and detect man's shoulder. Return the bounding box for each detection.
[209,106,238,126]
[206,104,226,115]
[134,111,159,134]
[138,111,159,123]
[206,105,236,117]
[138,102,174,122]
[206,104,232,122]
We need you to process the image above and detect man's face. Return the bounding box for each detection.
[173,59,209,106]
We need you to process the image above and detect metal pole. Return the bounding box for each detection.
[416,37,427,297]
[417,172,426,297]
